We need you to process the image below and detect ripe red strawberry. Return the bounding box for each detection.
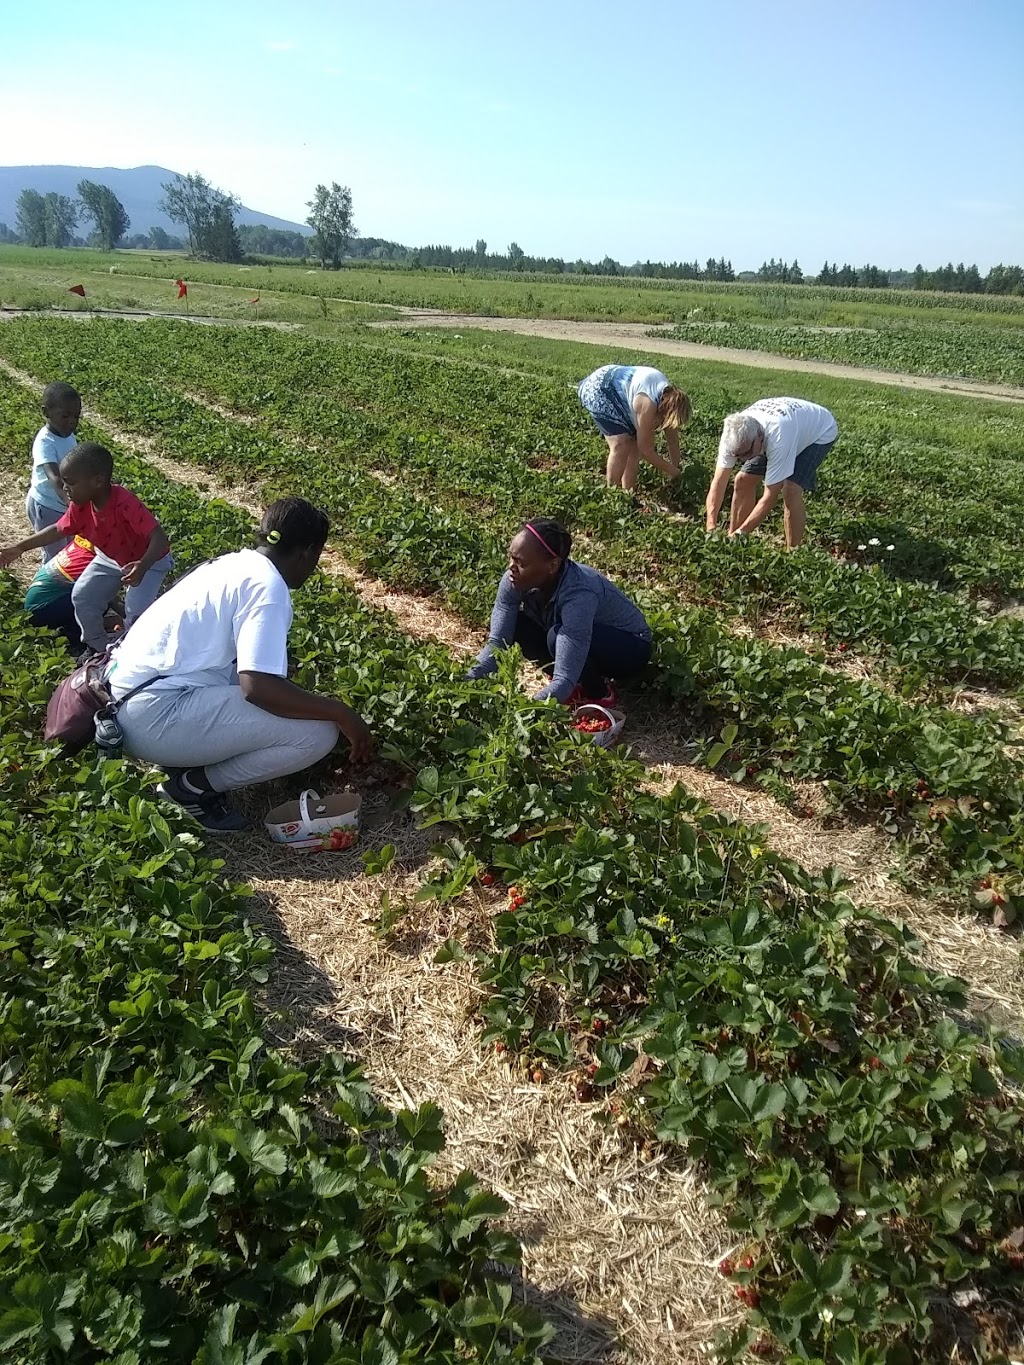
[740,1255,755,1270]
[719,1257,735,1277]
[751,1337,773,1357]
[838,641,849,652]
[592,1017,605,1034]
[495,1041,505,1054]
[480,871,495,887]
[869,1056,883,1070]
[532,1068,544,1084]
[587,1062,599,1078]
[576,1081,594,1102]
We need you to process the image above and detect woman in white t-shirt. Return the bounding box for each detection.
[704,397,839,549]
[106,498,374,832]
[577,364,691,491]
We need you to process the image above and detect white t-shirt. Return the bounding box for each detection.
[626,366,670,410]
[717,398,838,485]
[108,549,293,697]
[29,426,76,513]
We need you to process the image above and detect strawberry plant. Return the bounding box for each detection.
[3,322,1024,1363]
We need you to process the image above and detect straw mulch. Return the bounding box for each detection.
[215,788,741,1364]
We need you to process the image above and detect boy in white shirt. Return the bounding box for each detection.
[26,382,81,562]
[705,397,838,549]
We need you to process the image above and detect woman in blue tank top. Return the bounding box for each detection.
[578,364,691,491]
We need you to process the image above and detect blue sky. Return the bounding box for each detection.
[1,0,1021,269]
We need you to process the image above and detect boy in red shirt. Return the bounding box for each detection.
[0,442,171,653]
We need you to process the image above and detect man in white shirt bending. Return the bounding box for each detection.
[704,397,839,549]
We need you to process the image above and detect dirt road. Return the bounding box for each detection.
[370,310,1024,405]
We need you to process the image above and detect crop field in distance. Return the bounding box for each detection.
[1,249,1023,1365]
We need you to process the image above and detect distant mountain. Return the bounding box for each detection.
[0,165,311,237]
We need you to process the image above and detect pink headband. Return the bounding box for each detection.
[523,522,561,559]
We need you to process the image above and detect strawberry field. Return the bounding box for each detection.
[663,321,1024,387]
[1,314,1023,1365]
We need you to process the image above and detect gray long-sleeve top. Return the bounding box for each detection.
[468,559,651,701]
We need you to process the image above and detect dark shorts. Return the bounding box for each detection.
[587,410,634,439]
[739,439,836,492]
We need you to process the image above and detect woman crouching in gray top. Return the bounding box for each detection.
[467,518,652,706]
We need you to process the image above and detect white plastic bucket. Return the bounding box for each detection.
[264,788,361,851]
[572,704,625,749]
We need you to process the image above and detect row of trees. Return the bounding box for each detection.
[5,173,1023,294]
[157,174,354,267]
[6,172,355,269]
[377,240,740,280]
[15,182,129,251]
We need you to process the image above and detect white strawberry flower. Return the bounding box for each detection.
[868,537,880,546]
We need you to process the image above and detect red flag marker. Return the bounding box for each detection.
[175,279,188,299]
[250,295,260,305]
[68,284,86,298]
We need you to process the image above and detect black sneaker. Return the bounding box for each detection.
[157,772,252,833]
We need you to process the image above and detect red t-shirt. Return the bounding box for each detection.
[56,485,163,567]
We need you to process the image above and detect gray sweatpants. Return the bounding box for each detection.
[117,684,339,791]
[74,549,173,651]
[25,493,69,563]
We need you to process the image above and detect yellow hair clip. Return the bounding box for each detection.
[265,529,281,545]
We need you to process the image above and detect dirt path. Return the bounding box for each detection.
[369,311,1024,405]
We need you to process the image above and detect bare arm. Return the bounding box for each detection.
[734,483,783,535]
[238,670,374,764]
[663,426,681,475]
[705,467,732,531]
[633,397,677,477]
[121,525,172,586]
[42,463,69,503]
[0,525,64,566]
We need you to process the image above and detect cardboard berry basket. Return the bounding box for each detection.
[264,788,361,851]
[572,704,625,749]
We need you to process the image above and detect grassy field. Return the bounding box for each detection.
[4,243,1024,327]
[1,261,1024,1364]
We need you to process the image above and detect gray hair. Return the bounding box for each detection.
[721,413,763,460]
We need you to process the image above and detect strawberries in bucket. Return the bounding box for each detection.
[572,704,625,749]
[264,788,361,852]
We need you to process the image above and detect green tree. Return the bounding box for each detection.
[149,226,172,250]
[44,193,78,248]
[474,238,487,265]
[206,202,243,263]
[77,180,130,250]
[507,241,526,272]
[306,182,354,270]
[160,172,240,260]
[15,189,47,246]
